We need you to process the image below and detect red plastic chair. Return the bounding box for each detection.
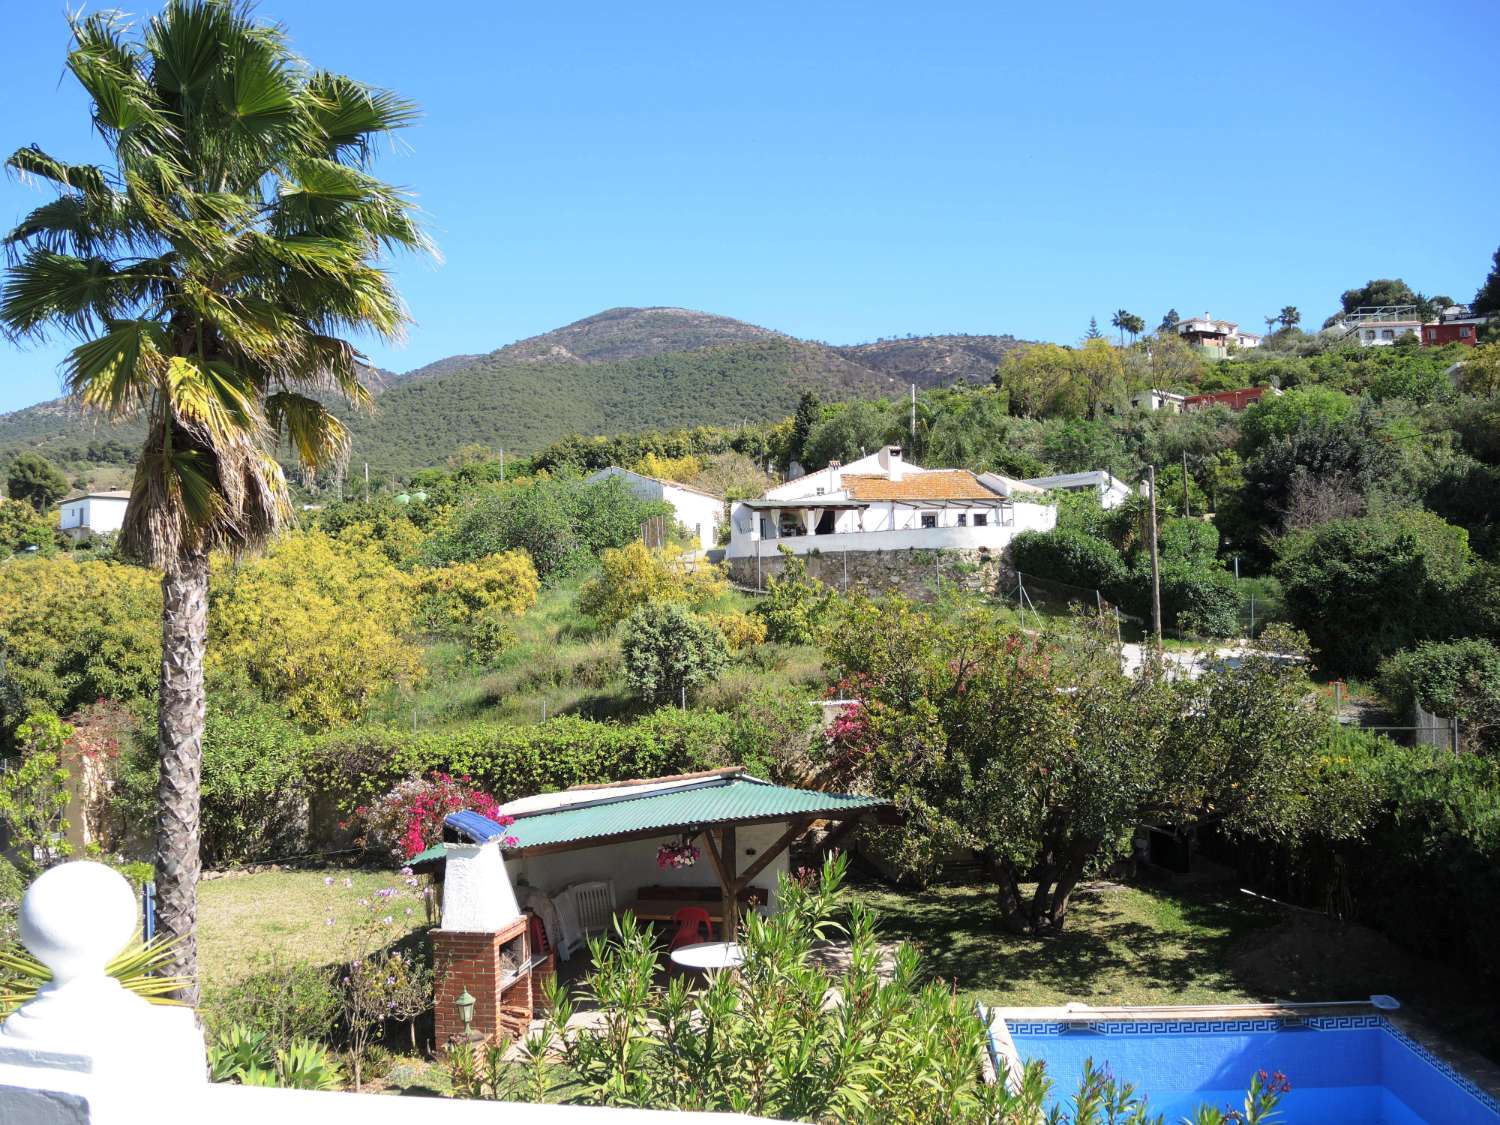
[668,906,714,951]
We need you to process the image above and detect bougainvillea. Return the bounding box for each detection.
[357,772,514,861]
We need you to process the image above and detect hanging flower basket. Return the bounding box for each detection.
[657,836,700,870]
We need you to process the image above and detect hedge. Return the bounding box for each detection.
[304,709,737,814]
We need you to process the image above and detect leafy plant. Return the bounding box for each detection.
[0,936,188,1013]
[620,602,729,705]
[356,773,511,862]
[754,551,830,644]
[208,1022,344,1090]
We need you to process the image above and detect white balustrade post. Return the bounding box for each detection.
[0,862,205,1124]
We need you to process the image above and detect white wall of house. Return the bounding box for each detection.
[1022,472,1132,510]
[1354,323,1421,346]
[726,500,1055,560]
[505,822,791,913]
[587,467,724,552]
[56,494,128,537]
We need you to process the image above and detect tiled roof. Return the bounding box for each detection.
[843,470,1002,502]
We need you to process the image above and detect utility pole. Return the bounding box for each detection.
[1182,451,1190,517]
[1147,465,1162,650]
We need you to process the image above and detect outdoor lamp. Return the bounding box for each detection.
[456,987,476,1038]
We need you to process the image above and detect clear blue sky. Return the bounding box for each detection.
[2,0,1496,412]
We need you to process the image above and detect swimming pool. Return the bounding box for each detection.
[996,1014,1500,1124]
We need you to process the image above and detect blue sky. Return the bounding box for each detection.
[1,0,1496,412]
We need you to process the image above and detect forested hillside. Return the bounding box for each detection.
[2,307,1024,483]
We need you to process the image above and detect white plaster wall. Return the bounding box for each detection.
[661,486,724,552]
[507,824,791,913]
[59,499,127,534]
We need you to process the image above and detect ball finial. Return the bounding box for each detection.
[17,862,138,985]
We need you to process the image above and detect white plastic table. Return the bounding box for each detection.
[669,941,744,971]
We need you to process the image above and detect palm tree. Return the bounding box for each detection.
[1111,309,1130,346]
[1,1,430,1000]
[1278,306,1301,331]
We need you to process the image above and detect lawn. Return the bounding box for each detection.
[850,876,1282,1009]
[198,867,432,994]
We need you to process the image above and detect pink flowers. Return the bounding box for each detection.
[657,838,699,870]
[357,772,515,861]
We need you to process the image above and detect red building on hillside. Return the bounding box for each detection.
[1183,386,1275,413]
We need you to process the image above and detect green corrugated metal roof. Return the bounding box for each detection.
[412,778,883,864]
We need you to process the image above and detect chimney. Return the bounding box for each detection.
[878,445,905,480]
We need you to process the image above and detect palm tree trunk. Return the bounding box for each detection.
[157,547,208,1003]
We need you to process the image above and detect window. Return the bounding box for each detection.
[1461,327,1472,338]
[956,513,968,526]
[973,513,988,527]
[920,513,937,529]
[1362,330,1374,341]
[1380,329,1394,340]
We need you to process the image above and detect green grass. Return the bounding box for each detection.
[850,877,1282,1009]
[367,579,821,730]
[198,868,431,994]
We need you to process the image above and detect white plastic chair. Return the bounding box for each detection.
[554,879,615,960]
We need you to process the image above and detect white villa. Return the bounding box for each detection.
[1021,470,1133,509]
[726,446,1056,569]
[56,490,129,539]
[586,467,724,552]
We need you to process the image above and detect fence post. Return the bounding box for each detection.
[1017,573,1026,629]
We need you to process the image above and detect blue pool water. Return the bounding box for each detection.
[1003,1016,1500,1124]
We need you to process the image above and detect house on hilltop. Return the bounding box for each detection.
[725,445,1056,589]
[1177,313,1262,357]
[586,467,724,552]
[56,490,129,539]
[1183,386,1279,412]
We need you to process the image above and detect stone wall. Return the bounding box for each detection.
[728,546,1004,600]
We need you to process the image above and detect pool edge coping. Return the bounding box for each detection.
[984,1003,1500,1119]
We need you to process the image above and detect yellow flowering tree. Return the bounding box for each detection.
[210,532,424,729]
[577,542,729,627]
[415,552,540,630]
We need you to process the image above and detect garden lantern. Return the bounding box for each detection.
[456,986,477,1040]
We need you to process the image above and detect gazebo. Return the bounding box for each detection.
[417,766,889,939]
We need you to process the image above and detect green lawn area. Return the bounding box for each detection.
[198,868,432,993]
[850,877,1282,1009]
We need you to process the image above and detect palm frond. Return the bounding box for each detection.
[264,391,350,469]
[0,936,188,1013]
[304,72,420,164]
[0,251,134,338]
[163,355,264,446]
[63,319,168,416]
[6,146,112,196]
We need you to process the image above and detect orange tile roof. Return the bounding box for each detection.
[842,471,1002,502]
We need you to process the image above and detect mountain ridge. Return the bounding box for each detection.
[0,306,1033,479]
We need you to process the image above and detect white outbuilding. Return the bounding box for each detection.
[587,467,724,552]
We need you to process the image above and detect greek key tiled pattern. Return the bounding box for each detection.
[1377,1021,1500,1117]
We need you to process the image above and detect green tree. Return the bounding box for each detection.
[1326,278,1424,326]
[621,602,729,705]
[1159,308,1181,332]
[799,400,901,469]
[1377,638,1500,753]
[0,499,54,558]
[789,390,821,469]
[1085,316,1104,340]
[1277,306,1301,331]
[0,1,430,997]
[1472,245,1500,318]
[754,551,831,643]
[6,453,70,513]
[1076,337,1127,418]
[1274,509,1472,676]
[994,343,1081,418]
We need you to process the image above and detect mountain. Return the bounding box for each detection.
[835,334,1026,386]
[0,307,1033,480]
[341,337,897,473]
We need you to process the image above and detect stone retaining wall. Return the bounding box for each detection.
[729,547,1004,600]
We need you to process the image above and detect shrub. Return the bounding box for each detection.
[357,772,511,861]
[1155,560,1241,638]
[1377,638,1500,752]
[415,551,540,631]
[114,702,309,866]
[1274,509,1471,676]
[202,953,341,1053]
[577,542,728,627]
[0,498,54,559]
[304,711,737,818]
[621,603,729,706]
[1010,528,1127,594]
[208,1022,344,1090]
[703,609,767,652]
[754,552,830,644]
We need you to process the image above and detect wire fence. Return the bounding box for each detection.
[993,570,1131,639]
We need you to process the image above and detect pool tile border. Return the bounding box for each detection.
[996,1013,1500,1118]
